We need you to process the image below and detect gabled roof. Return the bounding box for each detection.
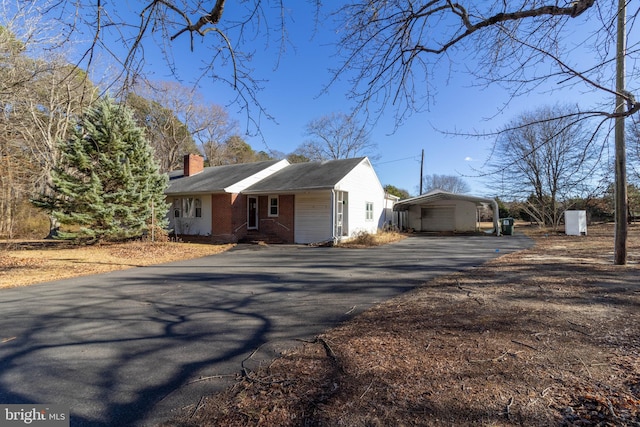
[165,160,286,195]
[393,189,494,211]
[244,157,368,194]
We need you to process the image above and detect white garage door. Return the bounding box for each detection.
[295,192,331,243]
[421,207,455,231]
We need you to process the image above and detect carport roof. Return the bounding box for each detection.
[393,189,495,211]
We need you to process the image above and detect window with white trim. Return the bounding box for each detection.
[268,195,279,217]
[172,198,181,218]
[194,198,202,218]
[174,197,202,218]
[365,202,374,221]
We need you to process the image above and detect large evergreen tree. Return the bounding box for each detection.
[34,97,168,241]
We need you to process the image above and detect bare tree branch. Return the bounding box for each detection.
[170,0,226,40]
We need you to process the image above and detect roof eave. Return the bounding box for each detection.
[393,191,494,211]
[245,186,336,195]
[165,190,227,196]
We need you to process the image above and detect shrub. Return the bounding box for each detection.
[337,229,405,248]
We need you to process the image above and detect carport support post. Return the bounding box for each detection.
[492,199,500,236]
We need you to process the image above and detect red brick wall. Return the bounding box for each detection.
[211,193,234,242]
[257,195,295,243]
[231,193,248,241]
[210,193,295,243]
[279,195,295,242]
[211,194,229,236]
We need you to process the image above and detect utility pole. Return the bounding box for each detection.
[419,149,424,195]
[614,0,627,265]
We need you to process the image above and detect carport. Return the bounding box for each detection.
[393,189,500,235]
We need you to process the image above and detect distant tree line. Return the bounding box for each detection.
[5,1,640,247]
[0,20,273,239]
[486,104,640,230]
[0,19,380,239]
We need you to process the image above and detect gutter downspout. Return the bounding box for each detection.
[492,199,501,236]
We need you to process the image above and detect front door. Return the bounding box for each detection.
[248,196,258,229]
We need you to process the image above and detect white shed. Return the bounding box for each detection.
[565,210,587,236]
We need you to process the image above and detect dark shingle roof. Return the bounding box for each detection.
[165,160,283,195]
[245,157,366,193]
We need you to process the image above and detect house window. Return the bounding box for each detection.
[173,199,181,218]
[179,197,202,218]
[268,195,279,217]
[365,202,374,221]
[194,198,202,218]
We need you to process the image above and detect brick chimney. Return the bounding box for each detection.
[184,154,204,177]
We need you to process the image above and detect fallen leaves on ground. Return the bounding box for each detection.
[0,240,233,288]
[165,223,640,427]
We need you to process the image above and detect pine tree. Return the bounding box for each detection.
[34,97,168,241]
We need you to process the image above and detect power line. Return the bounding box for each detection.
[375,155,421,165]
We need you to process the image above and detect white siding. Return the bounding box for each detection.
[200,194,213,235]
[294,191,332,243]
[335,159,386,238]
[452,200,478,231]
[381,195,398,228]
[167,194,212,235]
[409,200,477,232]
[421,206,455,231]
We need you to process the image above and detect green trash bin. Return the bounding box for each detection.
[501,218,514,235]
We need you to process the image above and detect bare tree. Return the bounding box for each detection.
[32,0,323,132]
[0,6,97,237]
[25,1,639,260]
[489,105,603,229]
[422,174,470,195]
[192,103,238,165]
[628,116,640,185]
[22,65,97,191]
[218,135,272,165]
[331,2,637,121]
[294,112,377,161]
[331,1,637,263]
[127,81,238,170]
[126,93,197,172]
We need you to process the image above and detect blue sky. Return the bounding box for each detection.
[178,4,525,196]
[204,6,600,197]
[92,1,617,197]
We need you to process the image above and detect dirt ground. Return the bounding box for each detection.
[163,223,640,426]
[1,226,639,426]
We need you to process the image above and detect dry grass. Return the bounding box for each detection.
[336,230,406,248]
[0,239,233,288]
[165,223,640,427]
[2,224,639,426]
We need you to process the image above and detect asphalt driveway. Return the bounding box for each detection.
[0,234,532,426]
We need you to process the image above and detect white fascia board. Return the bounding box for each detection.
[224,159,290,193]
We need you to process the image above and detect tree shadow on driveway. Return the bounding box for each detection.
[0,234,532,426]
